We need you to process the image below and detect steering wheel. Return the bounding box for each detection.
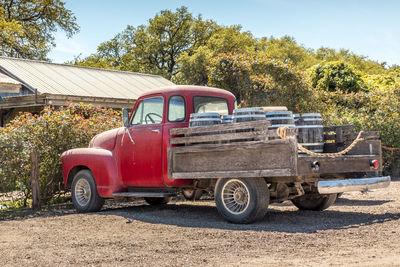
[145,113,162,124]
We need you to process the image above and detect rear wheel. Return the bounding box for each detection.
[71,169,104,212]
[291,193,337,211]
[183,189,203,200]
[145,197,172,205]
[214,178,269,224]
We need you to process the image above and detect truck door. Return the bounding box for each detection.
[119,96,164,187]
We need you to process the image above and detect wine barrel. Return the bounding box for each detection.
[265,111,295,129]
[189,113,221,127]
[233,108,265,123]
[221,115,233,124]
[294,113,324,154]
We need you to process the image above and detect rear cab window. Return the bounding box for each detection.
[168,95,185,122]
[193,95,229,115]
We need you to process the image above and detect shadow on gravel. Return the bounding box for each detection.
[98,202,400,234]
[334,197,392,206]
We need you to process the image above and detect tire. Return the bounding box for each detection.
[145,197,172,205]
[182,189,203,200]
[71,169,104,212]
[291,193,337,211]
[214,178,269,224]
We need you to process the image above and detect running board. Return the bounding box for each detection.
[112,192,176,198]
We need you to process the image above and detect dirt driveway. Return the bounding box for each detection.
[1,180,400,266]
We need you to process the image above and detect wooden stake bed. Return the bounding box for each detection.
[168,121,298,179]
[168,121,382,180]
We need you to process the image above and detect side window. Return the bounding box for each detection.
[168,95,185,122]
[131,96,164,125]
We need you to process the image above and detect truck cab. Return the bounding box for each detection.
[61,86,235,208]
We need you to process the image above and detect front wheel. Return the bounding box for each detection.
[291,193,337,211]
[71,169,104,212]
[214,178,269,224]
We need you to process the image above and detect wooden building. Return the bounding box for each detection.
[0,56,174,126]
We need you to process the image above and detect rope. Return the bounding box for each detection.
[276,126,364,157]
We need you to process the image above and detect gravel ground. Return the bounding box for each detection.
[1,180,399,266]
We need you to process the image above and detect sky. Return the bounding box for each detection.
[49,0,400,66]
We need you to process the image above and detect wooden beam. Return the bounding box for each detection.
[170,169,294,179]
[169,120,272,135]
[30,149,41,211]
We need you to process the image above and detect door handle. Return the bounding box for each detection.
[152,129,161,133]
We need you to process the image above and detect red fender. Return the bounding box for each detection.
[61,148,124,197]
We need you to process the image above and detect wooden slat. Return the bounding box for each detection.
[168,138,298,179]
[344,131,380,141]
[169,128,297,145]
[170,130,268,144]
[297,154,380,175]
[170,169,293,179]
[170,138,295,153]
[323,125,355,133]
[169,120,271,135]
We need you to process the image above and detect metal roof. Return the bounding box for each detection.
[0,56,174,99]
[0,72,21,85]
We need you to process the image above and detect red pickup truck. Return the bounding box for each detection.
[61,85,390,223]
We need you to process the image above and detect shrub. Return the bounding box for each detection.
[310,61,365,93]
[208,52,315,112]
[316,80,400,175]
[0,103,122,206]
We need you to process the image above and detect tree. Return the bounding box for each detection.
[208,52,314,112]
[176,25,256,85]
[0,0,79,60]
[74,6,217,80]
[314,47,386,75]
[256,35,316,69]
[310,61,365,93]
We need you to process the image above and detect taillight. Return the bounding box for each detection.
[370,160,379,169]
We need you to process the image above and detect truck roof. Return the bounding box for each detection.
[138,85,236,100]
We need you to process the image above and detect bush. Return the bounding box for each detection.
[310,61,365,93]
[208,52,315,112]
[316,79,400,175]
[0,103,122,206]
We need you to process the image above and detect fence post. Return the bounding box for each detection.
[30,149,40,210]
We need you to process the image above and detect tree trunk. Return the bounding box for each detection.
[30,149,41,210]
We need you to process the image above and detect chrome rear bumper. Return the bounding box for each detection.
[317,176,391,194]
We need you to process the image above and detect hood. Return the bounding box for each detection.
[89,127,124,151]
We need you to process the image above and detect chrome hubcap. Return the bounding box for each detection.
[75,178,91,207]
[221,179,250,215]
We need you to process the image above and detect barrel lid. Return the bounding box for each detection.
[190,112,220,118]
[222,115,233,119]
[265,111,293,116]
[295,113,321,117]
[234,107,264,113]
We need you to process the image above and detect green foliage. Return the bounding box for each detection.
[316,79,400,173]
[208,52,314,112]
[314,47,387,75]
[72,6,217,80]
[0,104,122,206]
[256,35,316,69]
[176,26,256,85]
[310,62,365,93]
[0,0,79,60]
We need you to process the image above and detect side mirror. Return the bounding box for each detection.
[122,108,130,127]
